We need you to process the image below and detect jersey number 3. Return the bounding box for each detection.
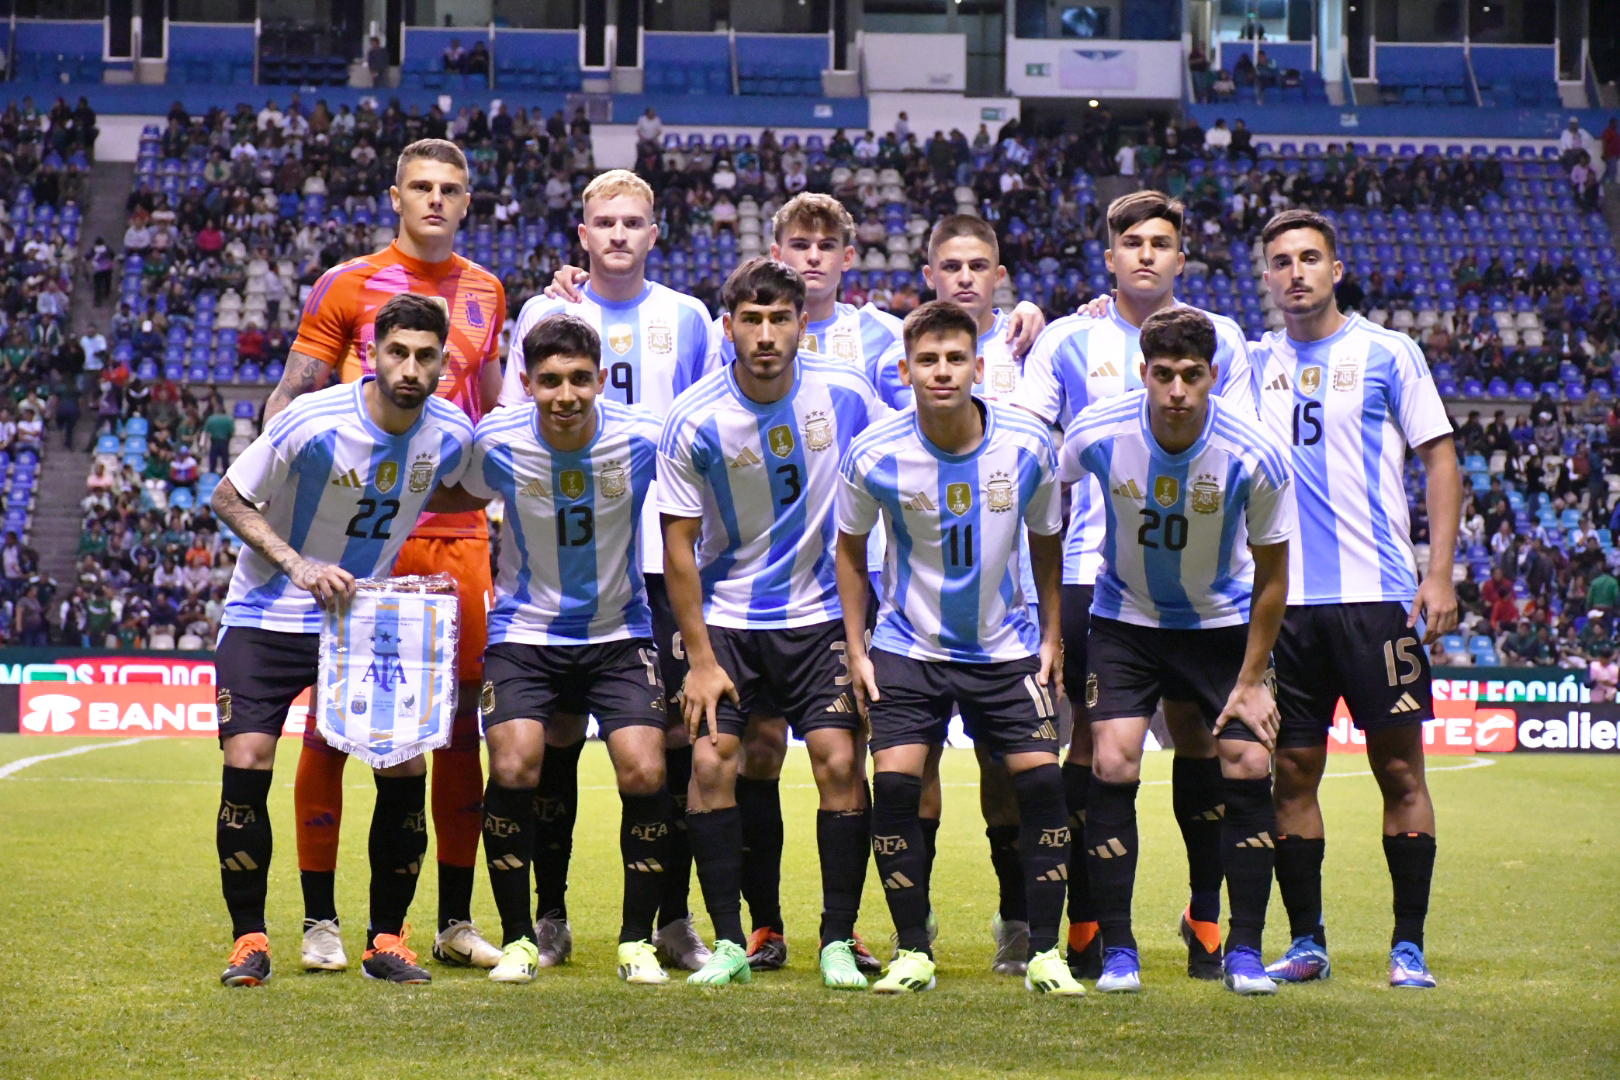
[345,498,400,540]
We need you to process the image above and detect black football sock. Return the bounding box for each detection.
[1274,834,1327,947]
[620,790,675,944]
[436,865,475,934]
[481,779,537,946]
[1384,832,1437,950]
[687,806,746,946]
[531,739,582,922]
[1220,775,1277,955]
[817,807,870,946]
[1061,761,1095,925]
[1085,778,1140,952]
[919,816,940,879]
[218,766,274,939]
[301,871,337,924]
[985,824,1027,923]
[872,772,932,956]
[736,776,784,934]
[367,773,428,939]
[1012,763,1070,956]
[1173,755,1225,924]
[657,745,694,929]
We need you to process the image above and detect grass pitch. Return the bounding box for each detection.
[0,736,1615,1079]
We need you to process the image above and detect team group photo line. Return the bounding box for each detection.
[209,139,1458,998]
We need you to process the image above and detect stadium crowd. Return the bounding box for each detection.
[10,92,1618,686]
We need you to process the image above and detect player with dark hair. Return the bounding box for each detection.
[429,312,676,985]
[659,257,887,989]
[1015,189,1256,981]
[211,292,475,987]
[1058,305,1294,996]
[1251,209,1460,990]
[836,300,1082,996]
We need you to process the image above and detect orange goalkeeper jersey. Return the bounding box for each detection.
[293,241,506,539]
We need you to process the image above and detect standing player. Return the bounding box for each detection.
[1251,210,1459,989]
[211,294,474,987]
[835,300,1081,996]
[1014,191,1255,980]
[499,169,713,972]
[1057,307,1293,997]
[264,138,507,972]
[432,314,676,985]
[659,258,883,990]
[867,215,1047,975]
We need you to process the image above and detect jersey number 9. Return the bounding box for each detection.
[609,362,635,405]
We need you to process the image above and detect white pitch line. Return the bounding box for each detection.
[0,738,145,780]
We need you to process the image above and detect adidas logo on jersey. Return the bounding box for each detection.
[903,491,937,512]
[1265,373,1292,391]
[1111,479,1144,500]
[1088,361,1120,378]
[1390,691,1423,714]
[330,468,363,489]
[729,446,762,469]
[517,477,550,498]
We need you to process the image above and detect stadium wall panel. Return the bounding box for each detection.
[1184,102,1607,138]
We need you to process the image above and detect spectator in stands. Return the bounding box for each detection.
[14,404,41,455]
[635,108,663,152]
[465,41,489,77]
[366,36,389,87]
[13,583,45,646]
[169,444,200,495]
[1559,117,1594,167]
[1255,50,1279,90]
[1210,69,1237,103]
[1233,52,1255,87]
[1590,643,1618,700]
[442,38,467,73]
[1204,119,1232,157]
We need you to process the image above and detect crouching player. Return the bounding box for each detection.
[835,301,1082,996]
[432,314,676,984]
[1057,308,1293,995]
[211,293,474,986]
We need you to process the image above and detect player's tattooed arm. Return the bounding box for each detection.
[1214,539,1288,750]
[1411,434,1462,642]
[263,349,334,423]
[662,513,739,743]
[211,476,356,613]
[834,530,879,721]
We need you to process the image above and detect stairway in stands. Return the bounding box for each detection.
[34,160,135,586]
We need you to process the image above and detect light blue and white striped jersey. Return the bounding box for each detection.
[1058,390,1293,629]
[659,352,887,629]
[1251,313,1452,606]
[499,280,713,574]
[222,379,473,634]
[462,400,661,646]
[1014,303,1256,586]
[706,301,902,373]
[838,401,1062,663]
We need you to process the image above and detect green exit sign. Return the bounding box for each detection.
[1025,63,1051,77]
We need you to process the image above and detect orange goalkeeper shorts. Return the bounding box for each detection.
[392,533,491,684]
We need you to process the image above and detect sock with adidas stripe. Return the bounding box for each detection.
[817,807,870,947]
[218,765,275,939]
[1220,775,1277,955]
[482,779,537,946]
[872,771,932,955]
[1085,778,1141,952]
[619,789,675,944]
[1013,763,1070,956]
[368,773,428,939]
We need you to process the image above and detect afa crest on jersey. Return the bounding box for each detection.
[987,473,1014,512]
[375,461,399,493]
[829,331,858,362]
[803,413,833,452]
[599,461,627,498]
[1333,361,1359,392]
[607,324,633,355]
[1190,474,1223,514]
[768,425,795,458]
[990,362,1018,395]
[1298,365,1323,395]
[408,454,434,494]
[559,469,586,499]
[646,321,673,355]
[946,482,973,516]
[1153,476,1179,508]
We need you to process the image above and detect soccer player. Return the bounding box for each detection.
[835,300,1083,997]
[265,138,507,972]
[501,169,712,971]
[548,197,1049,969]
[1251,210,1459,989]
[1058,306,1293,996]
[211,293,474,987]
[867,214,1048,974]
[1014,190,1256,981]
[431,313,675,985]
[658,257,884,990]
